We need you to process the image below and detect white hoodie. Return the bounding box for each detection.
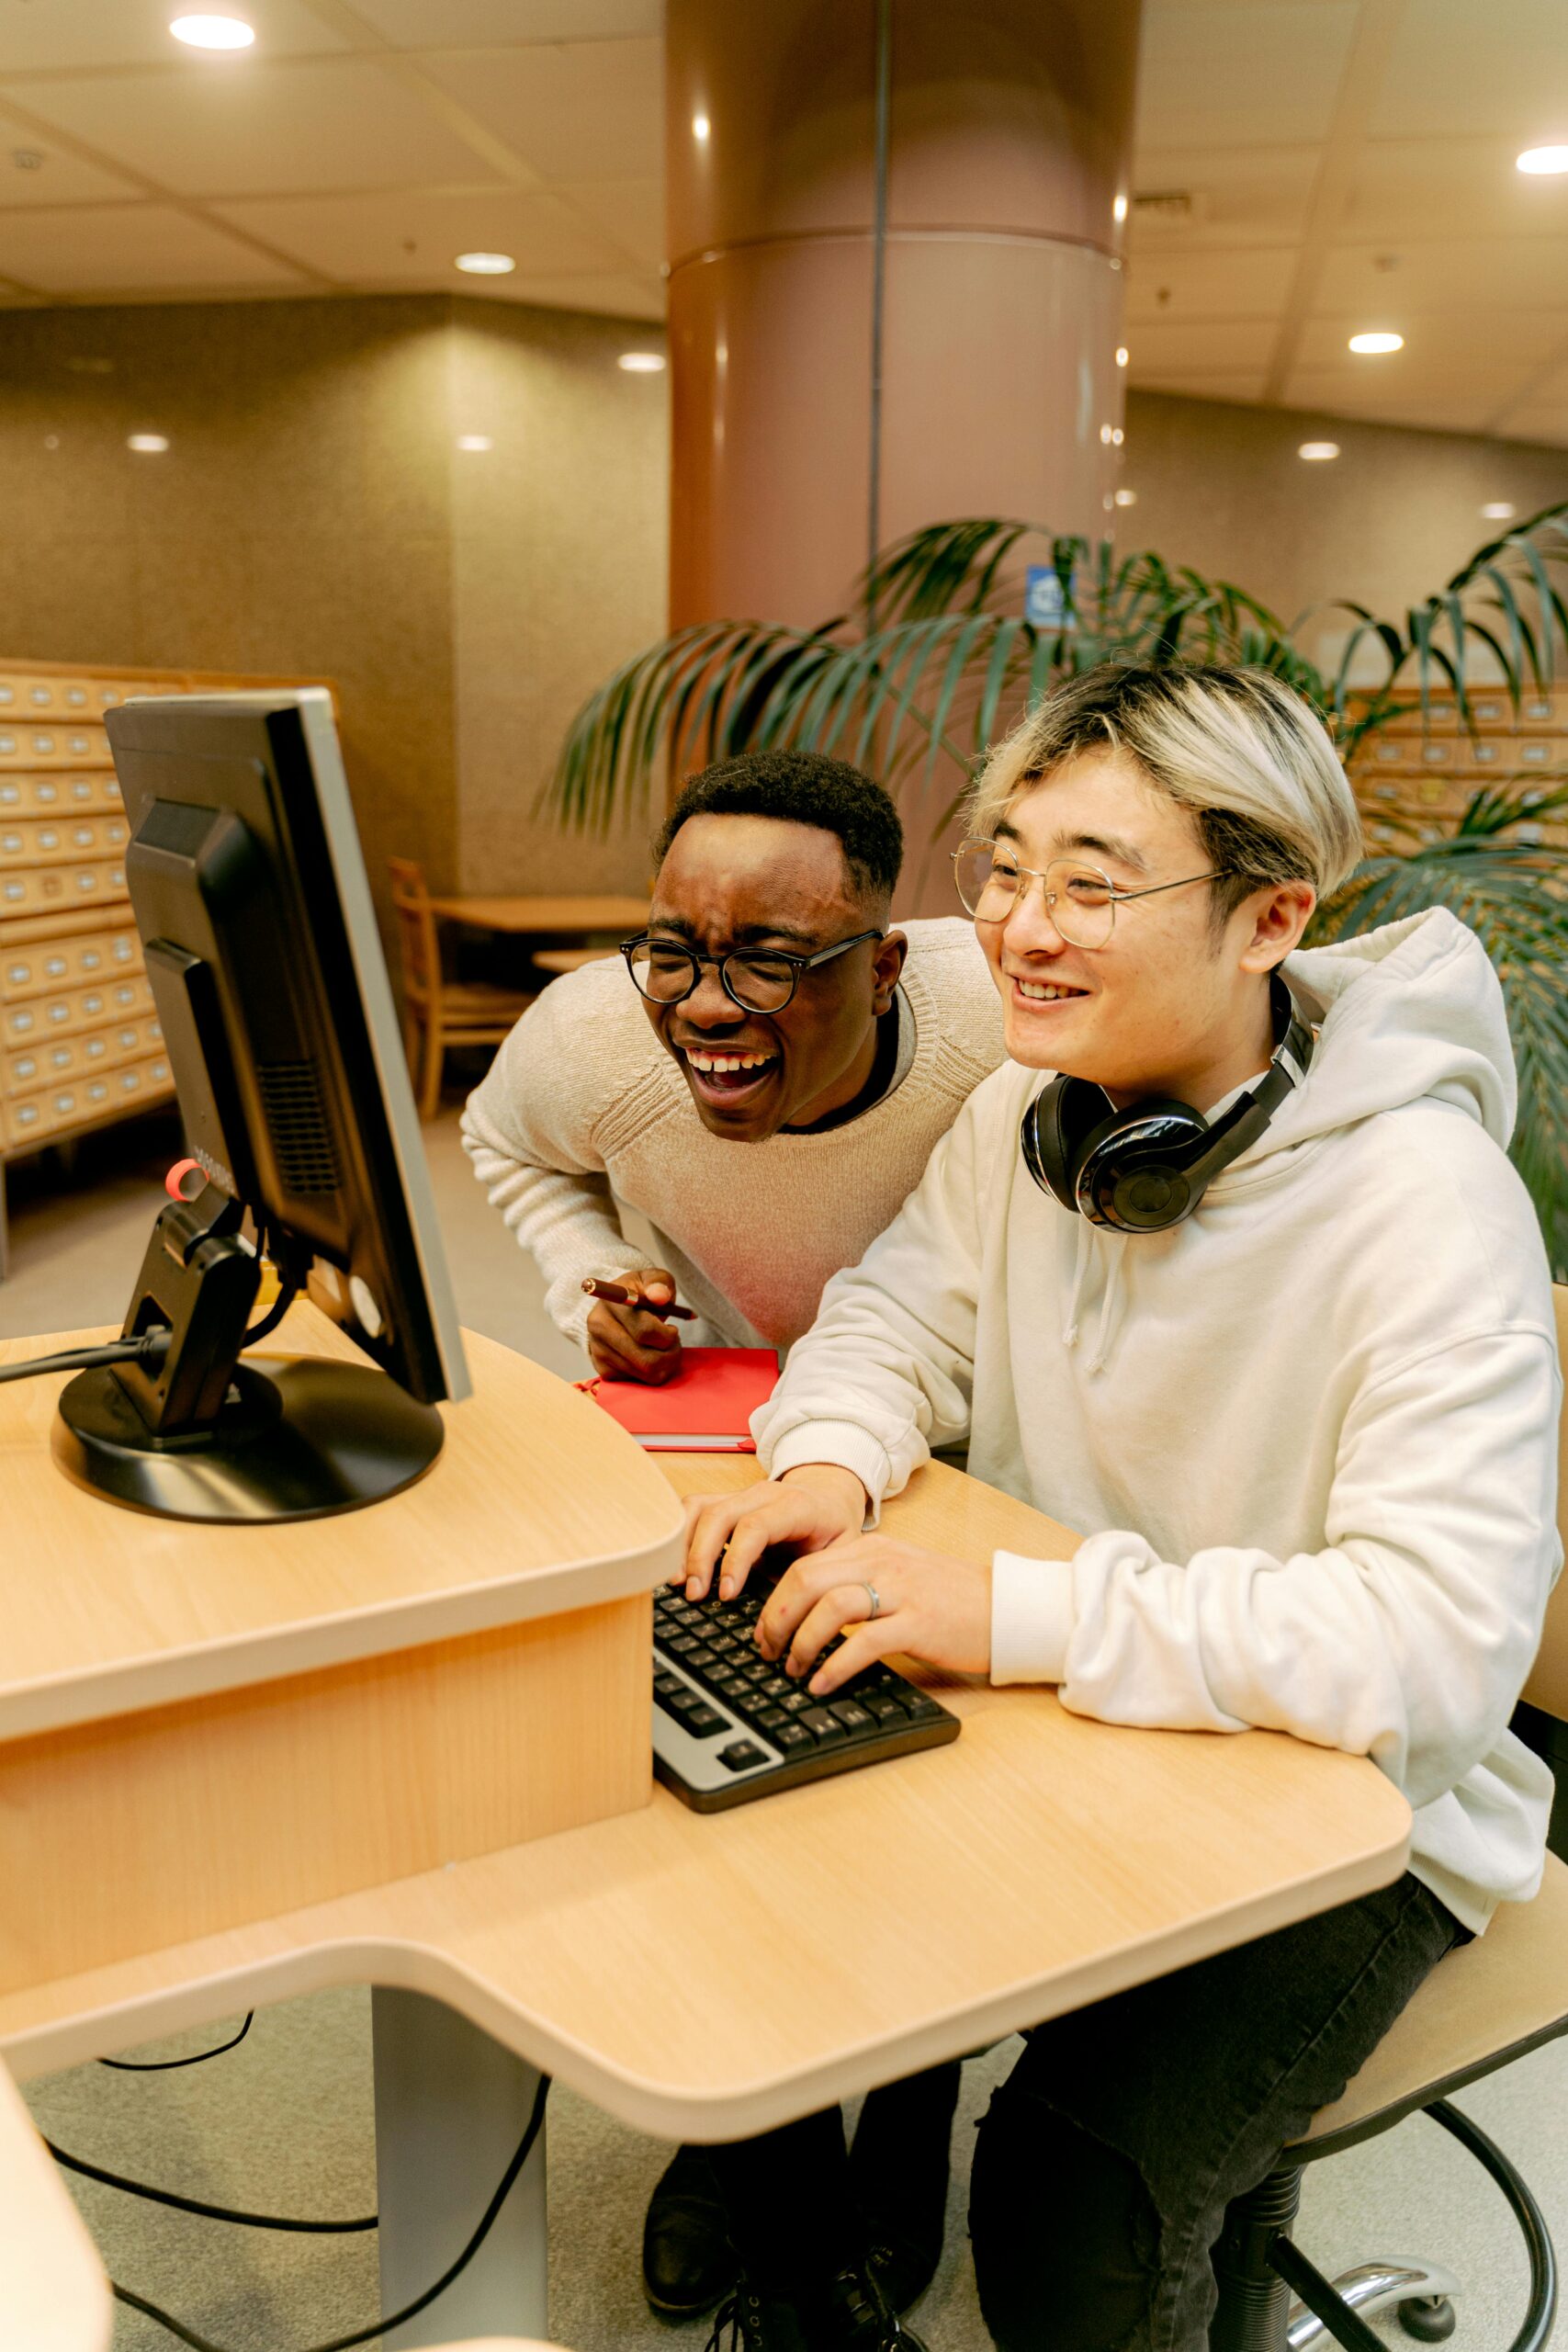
[756,909,1562,1934]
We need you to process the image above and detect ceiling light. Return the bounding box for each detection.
[1099,422,1113,445]
[1111,426,1124,446]
[1517,145,1568,175]
[617,351,665,373]
[128,434,169,452]
[1114,488,1137,506]
[1115,345,1129,368]
[455,252,514,276]
[693,114,710,141]
[1481,502,1516,520]
[1298,441,1339,461]
[1112,193,1128,223]
[170,14,255,49]
[1348,330,1403,354]
[456,435,492,452]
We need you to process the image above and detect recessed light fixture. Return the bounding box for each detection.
[617,351,665,373]
[1111,426,1124,446]
[456,435,492,452]
[455,252,514,276]
[43,433,60,450]
[170,14,255,49]
[1114,488,1137,507]
[1112,193,1128,223]
[1099,422,1113,445]
[1517,145,1568,175]
[1481,502,1516,520]
[1298,441,1339,461]
[128,433,170,452]
[693,114,710,141]
[1115,345,1129,368]
[1348,330,1403,354]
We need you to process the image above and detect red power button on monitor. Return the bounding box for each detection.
[164,1158,205,1204]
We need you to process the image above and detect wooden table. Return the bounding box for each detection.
[427,896,650,937]
[0,1336,1412,2346]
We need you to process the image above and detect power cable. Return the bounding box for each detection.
[100,2015,254,2074]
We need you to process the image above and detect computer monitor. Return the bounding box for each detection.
[52,689,470,1525]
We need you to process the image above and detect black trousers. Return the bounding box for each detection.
[714,1871,1463,2350]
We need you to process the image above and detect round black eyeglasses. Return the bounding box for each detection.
[620,928,884,1015]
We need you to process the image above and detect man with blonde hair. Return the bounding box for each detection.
[675,663,1561,2351]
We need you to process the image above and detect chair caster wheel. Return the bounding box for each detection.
[1399,2295,1457,2341]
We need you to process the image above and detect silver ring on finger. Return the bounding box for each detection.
[861,1580,882,1622]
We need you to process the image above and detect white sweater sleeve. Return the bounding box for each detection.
[993,1327,1562,1814]
[754,1097,987,1507]
[460,987,658,1351]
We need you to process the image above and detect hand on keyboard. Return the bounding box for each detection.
[679,1464,868,1600]
[756,1531,995,1696]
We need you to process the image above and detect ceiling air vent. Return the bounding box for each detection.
[1131,190,1207,225]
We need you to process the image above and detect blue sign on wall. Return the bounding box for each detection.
[1024,565,1071,629]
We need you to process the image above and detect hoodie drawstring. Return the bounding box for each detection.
[1060,1220,1126,1375]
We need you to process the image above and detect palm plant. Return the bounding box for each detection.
[547,503,1568,1267]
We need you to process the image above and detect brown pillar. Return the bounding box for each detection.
[666,0,1143,631]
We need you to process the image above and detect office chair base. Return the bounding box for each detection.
[1283,2261,1460,2350]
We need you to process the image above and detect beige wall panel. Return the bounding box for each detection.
[448,299,670,897]
[0,298,459,947]
[1118,389,1568,675]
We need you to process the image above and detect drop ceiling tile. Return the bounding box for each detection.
[1118,318,1277,371]
[1294,310,1568,372]
[1129,145,1320,247]
[0,132,140,206]
[556,177,664,269]
[6,58,500,197]
[1366,0,1568,140]
[1347,139,1568,243]
[1125,246,1295,322]
[0,0,352,70]
[212,186,631,280]
[421,39,662,183]
[1317,237,1568,316]
[349,0,661,40]
[1134,3,1357,150]
[0,201,303,289]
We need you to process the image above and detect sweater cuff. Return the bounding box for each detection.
[764,1419,891,1525]
[990,1549,1076,1685]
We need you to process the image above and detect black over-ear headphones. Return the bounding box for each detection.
[1020,973,1314,1234]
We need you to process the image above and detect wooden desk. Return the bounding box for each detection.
[0,1363,1412,2346]
[427,896,649,938]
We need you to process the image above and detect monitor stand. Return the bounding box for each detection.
[52,1183,444,1525]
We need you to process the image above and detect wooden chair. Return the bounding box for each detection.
[387,859,534,1121]
[1210,1284,1568,2352]
[530,946,617,978]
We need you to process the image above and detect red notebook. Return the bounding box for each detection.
[578,1347,780,1452]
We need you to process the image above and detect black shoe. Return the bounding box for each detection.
[643,2143,738,2318]
[705,2265,928,2352]
[850,2065,960,2313]
[705,2281,814,2352]
[820,2260,930,2349]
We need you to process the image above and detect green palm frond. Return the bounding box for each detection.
[1309,784,1568,1272]
[1320,503,1568,752]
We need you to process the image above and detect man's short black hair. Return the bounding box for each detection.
[655,750,904,905]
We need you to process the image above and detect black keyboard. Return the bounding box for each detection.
[651,1567,960,1812]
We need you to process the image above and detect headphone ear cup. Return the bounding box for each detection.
[1076,1098,1212,1231]
[1021,1076,1104,1214]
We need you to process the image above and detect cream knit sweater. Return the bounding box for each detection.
[461,917,1006,1356]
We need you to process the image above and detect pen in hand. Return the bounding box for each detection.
[581,1277,697,1322]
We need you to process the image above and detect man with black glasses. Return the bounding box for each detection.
[461,748,1004,2325]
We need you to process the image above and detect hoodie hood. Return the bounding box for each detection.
[1227,907,1515,1181]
